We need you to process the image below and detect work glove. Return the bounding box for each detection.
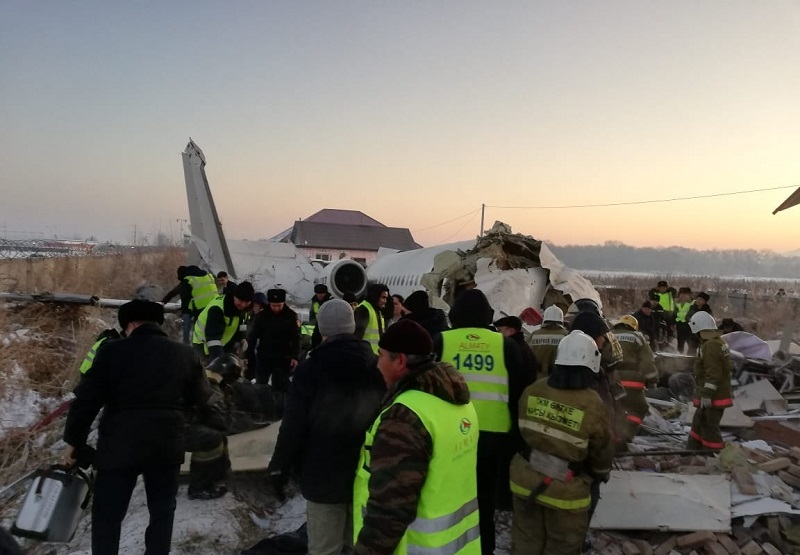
[700,397,712,409]
[268,469,288,502]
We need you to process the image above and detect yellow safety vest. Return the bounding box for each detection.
[440,328,510,433]
[359,301,383,355]
[675,301,692,323]
[193,296,240,354]
[79,337,108,374]
[186,273,219,313]
[353,389,480,555]
[656,292,675,313]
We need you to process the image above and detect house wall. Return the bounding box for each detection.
[297,247,377,267]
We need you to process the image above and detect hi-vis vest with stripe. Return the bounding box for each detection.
[675,301,692,323]
[353,389,481,555]
[440,328,510,433]
[186,273,218,313]
[79,337,109,374]
[193,296,241,354]
[359,301,384,355]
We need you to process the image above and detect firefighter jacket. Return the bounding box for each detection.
[692,332,733,408]
[353,360,479,555]
[527,324,568,377]
[610,326,658,387]
[509,377,613,511]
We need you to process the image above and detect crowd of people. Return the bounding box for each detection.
[50,270,736,555]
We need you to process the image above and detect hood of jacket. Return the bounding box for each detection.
[449,289,494,329]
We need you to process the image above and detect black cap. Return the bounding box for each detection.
[314,284,328,294]
[493,316,522,331]
[658,280,669,287]
[118,300,164,329]
[642,300,653,308]
[267,288,286,303]
[696,292,710,301]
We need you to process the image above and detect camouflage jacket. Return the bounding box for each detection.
[354,360,472,555]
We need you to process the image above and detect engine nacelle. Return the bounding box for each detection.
[317,259,368,299]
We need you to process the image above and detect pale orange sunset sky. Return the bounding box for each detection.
[3,2,800,252]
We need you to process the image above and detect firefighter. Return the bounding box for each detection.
[610,315,658,448]
[686,311,733,452]
[510,330,613,555]
[527,305,568,378]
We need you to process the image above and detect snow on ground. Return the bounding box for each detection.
[0,360,63,441]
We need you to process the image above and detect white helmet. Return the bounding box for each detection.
[689,311,717,334]
[542,305,564,324]
[554,330,601,374]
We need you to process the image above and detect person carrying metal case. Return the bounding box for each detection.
[509,331,613,555]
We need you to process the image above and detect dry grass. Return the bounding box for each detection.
[0,249,187,490]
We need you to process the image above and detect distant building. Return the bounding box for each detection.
[271,209,421,266]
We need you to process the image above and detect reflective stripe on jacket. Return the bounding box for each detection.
[79,337,108,374]
[440,328,510,433]
[353,389,481,555]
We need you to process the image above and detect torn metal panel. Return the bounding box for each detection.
[591,471,731,532]
[181,422,279,474]
[735,380,788,415]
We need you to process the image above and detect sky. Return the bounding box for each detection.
[3,2,800,252]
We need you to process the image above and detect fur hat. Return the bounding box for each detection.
[233,281,254,302]
[267,288,286,303]
[118,299,164,329]
[378,319,433,355]
[317,299,356,337]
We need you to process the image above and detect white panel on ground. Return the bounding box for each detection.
[590,471,731,532]
[181,422,280,474]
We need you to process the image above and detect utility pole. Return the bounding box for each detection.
[479,203,485,237]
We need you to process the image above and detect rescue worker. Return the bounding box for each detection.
[162,265,218,343]
[353,319,480,555]
[686,311,733,452]
[632,300,661,350]
[355,283,390,354]
[509,330,613,555]
[216,271,237,295]
[268,300,384,555]
[309,283,332,324]
[79,328,120,375]
[564,298,601,327]
[610,315,658,448]
[184,355,240,500]
[433,288,532,555]
[402,289,449,340]
[245,288,300,415]
[63,300,212,555]
[527,305,569,378]
[192,281,254,361]
[674,287,694,354]
[686,292,713,352]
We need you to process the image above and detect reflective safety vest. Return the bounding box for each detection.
[656,292,675,313]
[79,337,108,374]
[353,389,481,555]
[675,301,692,323]
[440,328,510,433]
[193,296,240,354]
[186,273,218,314]
[359,301,383,355]
[310,300,322,322]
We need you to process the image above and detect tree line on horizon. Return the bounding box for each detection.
[546,241,800,279]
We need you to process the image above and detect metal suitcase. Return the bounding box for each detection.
[11,465,92,543]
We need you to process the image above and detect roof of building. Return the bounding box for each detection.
[289,221,421,251]
[270,209,387,242]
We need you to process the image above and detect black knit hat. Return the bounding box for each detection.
[494,316,522,331]
[404,290,430,314]
[378,319,433,355]
[118,299,164,329]
[233,281,254,302]
[314,284,328,294]
[696,292,710,302]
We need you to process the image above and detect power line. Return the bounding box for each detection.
[436,211,480,245]
[487,184,798,210]
[412,208,481,232]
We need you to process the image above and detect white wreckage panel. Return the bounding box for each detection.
[228,240,320,304]
[591,471,731,532]
[473,258,549,322]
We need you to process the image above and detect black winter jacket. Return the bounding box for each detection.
[402,308,449,340]
[64,323,212,469]
[268,334,384,503]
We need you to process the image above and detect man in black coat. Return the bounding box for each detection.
[402,289,449,340]
[267,299,384,555]
[63,300,212,555]
[246,288,301,415]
